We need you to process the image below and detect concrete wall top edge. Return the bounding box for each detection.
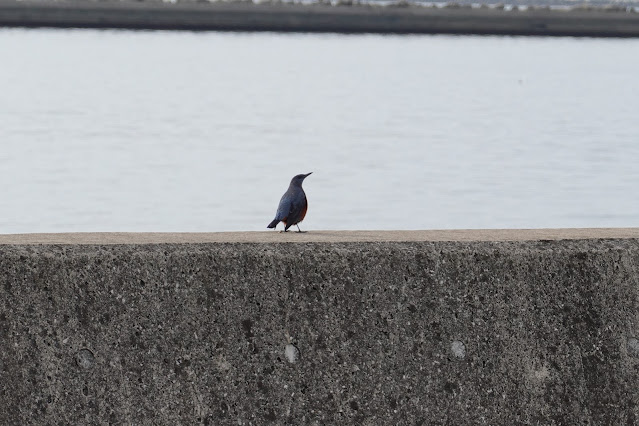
[0,228,638,245]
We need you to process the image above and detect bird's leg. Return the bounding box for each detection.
[296,225,307,233]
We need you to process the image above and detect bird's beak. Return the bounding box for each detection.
[304,172,313,178]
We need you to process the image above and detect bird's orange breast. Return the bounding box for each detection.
[299,204,308,222]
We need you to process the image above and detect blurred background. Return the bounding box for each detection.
[1,28,638,233]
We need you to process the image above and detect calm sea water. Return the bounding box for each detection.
[1,28,638,233]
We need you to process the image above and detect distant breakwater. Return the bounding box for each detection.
[1,0,639,37]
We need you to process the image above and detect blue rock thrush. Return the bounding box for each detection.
[267,172,312,232]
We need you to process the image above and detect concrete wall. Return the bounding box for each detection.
[1,230,639,424]
[1,0,639,37]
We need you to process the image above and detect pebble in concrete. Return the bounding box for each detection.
[627,338,639,358]
[451,340,466,359]
[285,344,300,364]
[75,349,95,370]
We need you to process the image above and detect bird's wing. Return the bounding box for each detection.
[286,194,307,225]
[275,196,292,221]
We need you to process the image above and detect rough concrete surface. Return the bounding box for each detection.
[1,0,639,37]
[2,227,639,244]
[1,230,639,424]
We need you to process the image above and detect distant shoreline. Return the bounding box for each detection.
[1,0,638,37]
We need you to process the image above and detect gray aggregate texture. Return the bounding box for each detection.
[1,237,639,424]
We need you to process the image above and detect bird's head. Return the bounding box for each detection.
[290,172,312,186]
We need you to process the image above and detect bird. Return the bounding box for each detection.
[267,172,312,232]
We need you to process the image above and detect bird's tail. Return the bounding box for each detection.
[267,219,279,229]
